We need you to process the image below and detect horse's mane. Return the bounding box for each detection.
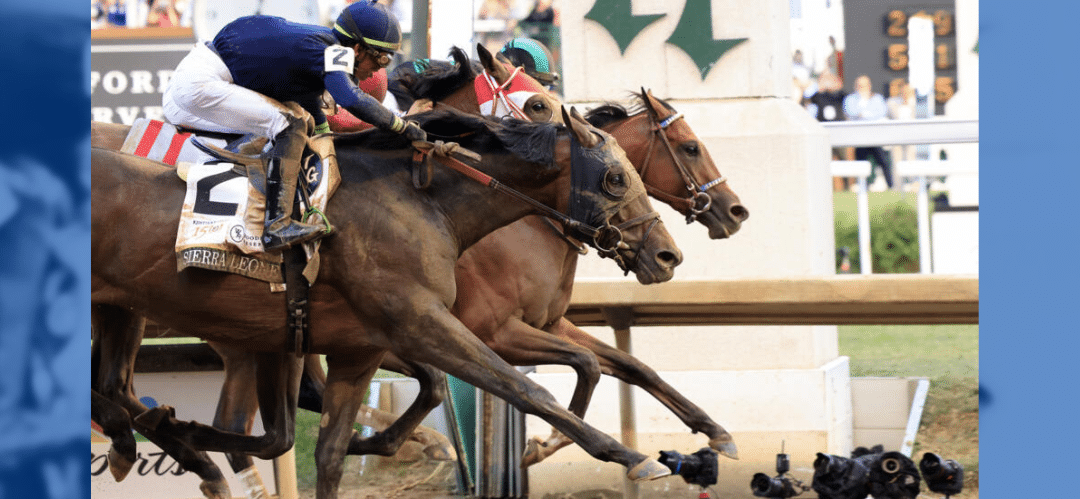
[410,46,482,103]
[584,92,678,128]
[332,109,559,166]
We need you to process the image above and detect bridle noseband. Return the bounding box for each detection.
[638,110,727,223]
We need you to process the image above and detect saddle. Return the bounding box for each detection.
[120,118,340,286]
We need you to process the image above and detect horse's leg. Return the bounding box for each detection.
[207,342,271,499]
[344,352,452,460]
[315,348,386,499]
[90,324,137,481]
[136,350,303,460]
[555,318,739,459]
[478,318,603,466]
[92,304,231,499]
[91,390,137,481]
[384,306,669,482]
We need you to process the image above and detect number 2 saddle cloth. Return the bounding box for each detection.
[120,118,340,286]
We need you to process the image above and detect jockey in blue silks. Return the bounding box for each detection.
[163,0,427,251]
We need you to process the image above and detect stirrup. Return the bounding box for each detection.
[263,222,330,252]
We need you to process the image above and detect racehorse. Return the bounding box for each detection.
[204,62,750,495]
[92,107,681,499]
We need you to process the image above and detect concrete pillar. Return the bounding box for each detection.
[525,0,849,496]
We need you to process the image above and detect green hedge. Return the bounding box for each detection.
[834,192,922,273]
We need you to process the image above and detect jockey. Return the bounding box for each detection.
[162,0,426,252]
[499,37,559,90]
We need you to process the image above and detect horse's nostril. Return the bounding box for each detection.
[656,249,682,268]
[730,204,749,221]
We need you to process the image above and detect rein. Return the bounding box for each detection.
[638,110,727,223]
[410,140,612,243]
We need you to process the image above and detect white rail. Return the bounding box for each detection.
[827,119,978,274]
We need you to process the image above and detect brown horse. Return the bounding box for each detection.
[92,108,680,498]
[210,77,749,495]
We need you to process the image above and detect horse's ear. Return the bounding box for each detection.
[640,87,660,119]
[567,106,600,148]
[477,43,510,82]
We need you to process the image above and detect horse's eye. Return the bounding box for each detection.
[602,169,628,198]
[682,143,700,156]
[530,101,546,112]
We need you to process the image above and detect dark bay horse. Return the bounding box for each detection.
[92,108,679,498]
[211,76,750,495]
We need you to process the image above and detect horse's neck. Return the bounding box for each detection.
[336,147,549,256]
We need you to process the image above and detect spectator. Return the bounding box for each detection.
[792,49,812,105]
[146,0,180,27]
[105,0,126,28]
[518,0,559,67]
[91,0,107,29]
[806,71,854,190]
[826,35,843,81]
[844,74,894,190]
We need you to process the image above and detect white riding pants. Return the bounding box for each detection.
[162,42,291,139]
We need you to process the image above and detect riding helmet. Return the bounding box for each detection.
[334,0,402,52]
[500,37,559,86]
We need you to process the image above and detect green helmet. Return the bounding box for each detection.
[500,37,559,86]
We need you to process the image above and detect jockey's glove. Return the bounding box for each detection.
[400,120,427,142]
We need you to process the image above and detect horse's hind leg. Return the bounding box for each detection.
[92,304,231,499]
[315,347,387,499]
[557,318,739,459]
[138,350,303,460]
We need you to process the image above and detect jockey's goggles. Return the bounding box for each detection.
[363,46,393,68]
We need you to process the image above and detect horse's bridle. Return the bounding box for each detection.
[637,110,728,223]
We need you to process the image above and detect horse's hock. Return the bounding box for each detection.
[528,0,842,496]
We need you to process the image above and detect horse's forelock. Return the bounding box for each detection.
[492,119,558,166]
[411,47,479,102]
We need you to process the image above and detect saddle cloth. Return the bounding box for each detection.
[120,119,340,284]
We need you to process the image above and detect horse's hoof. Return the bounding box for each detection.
[423,442,457,462]
[108,447,134,482]
[709,436,739,460]
[627,458,671,482]
[198,478,232,499]
[520,437,545,468]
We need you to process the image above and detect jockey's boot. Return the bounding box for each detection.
[262,117,330,252]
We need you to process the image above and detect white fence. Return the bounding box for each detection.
[823,119,979,274]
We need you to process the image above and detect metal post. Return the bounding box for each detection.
[410,0,430,60]
[917,175,932,273]
[856,173,871,274]
[602,307,638,499]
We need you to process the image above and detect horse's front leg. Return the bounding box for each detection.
[556,318,739,460]
[207,342,272,499]
[387,303,669,482]
[345,352,452,460]
[480,317,603,466]
[315,347,387,499]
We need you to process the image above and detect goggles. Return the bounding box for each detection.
[363,46,393,68]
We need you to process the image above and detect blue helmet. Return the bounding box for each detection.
[334,0,402,52]
[500,37,559,86]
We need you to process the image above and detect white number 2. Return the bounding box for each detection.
[323,45,355,74]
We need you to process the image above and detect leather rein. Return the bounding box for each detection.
[637,110,727,223]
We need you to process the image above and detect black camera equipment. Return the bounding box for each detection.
[866,451,920,499]
[919,452,964,497]
[657,447,718,488]
[750,448,809,498]
[810,451,876,499]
